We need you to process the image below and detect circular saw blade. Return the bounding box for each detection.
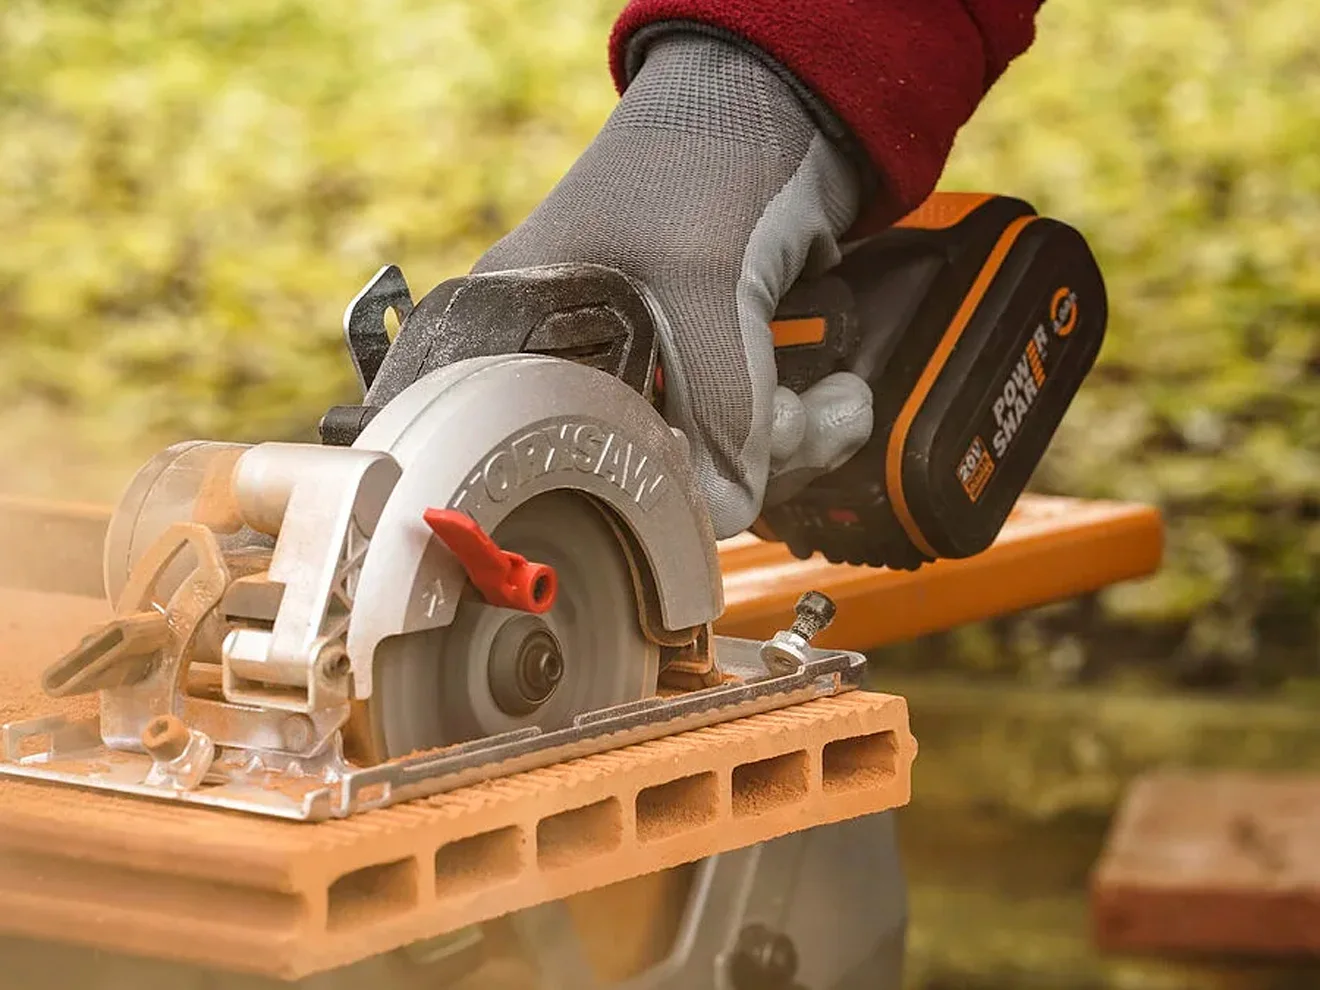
[362,489,659,760]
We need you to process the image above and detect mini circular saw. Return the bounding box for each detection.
[1,192,1107,820]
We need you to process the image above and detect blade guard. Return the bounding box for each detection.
[343,353,724,700]
[422,508,557,614]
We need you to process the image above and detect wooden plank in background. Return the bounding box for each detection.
[0,495,1165,649]
[716,495,1164,647]
[1092,771,1320,959]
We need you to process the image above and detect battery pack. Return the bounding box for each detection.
[762,193,1108,569]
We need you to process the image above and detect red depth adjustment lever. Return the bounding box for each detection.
[422,509,558,614]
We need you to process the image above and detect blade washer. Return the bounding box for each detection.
[487,614,565,715]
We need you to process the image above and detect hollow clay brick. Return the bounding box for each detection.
[0,586,916,980]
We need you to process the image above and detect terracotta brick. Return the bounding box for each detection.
[0,531,924,980]
[0,689,915,980]
[1092,771,1320,958]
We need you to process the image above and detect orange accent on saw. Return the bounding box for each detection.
[885,213,1037,558]
[893,191,994,231]
[423,508,558,613]
[770,317,827,348]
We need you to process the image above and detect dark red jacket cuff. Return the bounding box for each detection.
[610,1,1042,234]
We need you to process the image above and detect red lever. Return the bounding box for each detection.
[422,509,558,614]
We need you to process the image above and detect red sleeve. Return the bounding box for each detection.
[610,1,1042,234]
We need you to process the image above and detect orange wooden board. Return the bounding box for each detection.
[715,494,1163,648]
[0,494,1163,650]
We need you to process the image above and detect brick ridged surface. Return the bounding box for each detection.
[0,686,915,980]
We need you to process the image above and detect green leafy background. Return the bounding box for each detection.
[2,0,1316,673]
[2,1,1319,986]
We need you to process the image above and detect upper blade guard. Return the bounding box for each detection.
[344,352,723,700]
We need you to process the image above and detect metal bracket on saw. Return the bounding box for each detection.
[0,637,866,822]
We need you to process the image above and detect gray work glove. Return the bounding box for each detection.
[473,32,873,540]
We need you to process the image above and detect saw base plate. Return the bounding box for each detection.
[0,637,865,821]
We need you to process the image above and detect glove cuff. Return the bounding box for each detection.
[619,21,877,209]
[610,1,1041,235]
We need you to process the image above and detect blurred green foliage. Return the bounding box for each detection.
[940,1,1320,678]
[0,0,621,455]
[0,0,1316,670]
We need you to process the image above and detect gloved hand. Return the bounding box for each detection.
[473,32,874,540]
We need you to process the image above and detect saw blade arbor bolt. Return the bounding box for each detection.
[488,614,566,716]
[522,640,564,698]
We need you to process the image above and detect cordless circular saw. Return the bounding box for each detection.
[0,192,1106,821]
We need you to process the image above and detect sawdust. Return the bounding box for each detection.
[0,586,110,726]
[731,749,811,818]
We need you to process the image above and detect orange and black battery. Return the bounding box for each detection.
[757,192,1108,570]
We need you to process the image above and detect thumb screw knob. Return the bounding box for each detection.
[790,591,836,643]
[142,714,190,763]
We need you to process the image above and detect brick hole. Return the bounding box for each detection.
[537,798,623,871]
[635,772,719,844]
[327,857,418,931]
[821,731,899,794]
[435,826,525,900]
[732,750,809,818]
